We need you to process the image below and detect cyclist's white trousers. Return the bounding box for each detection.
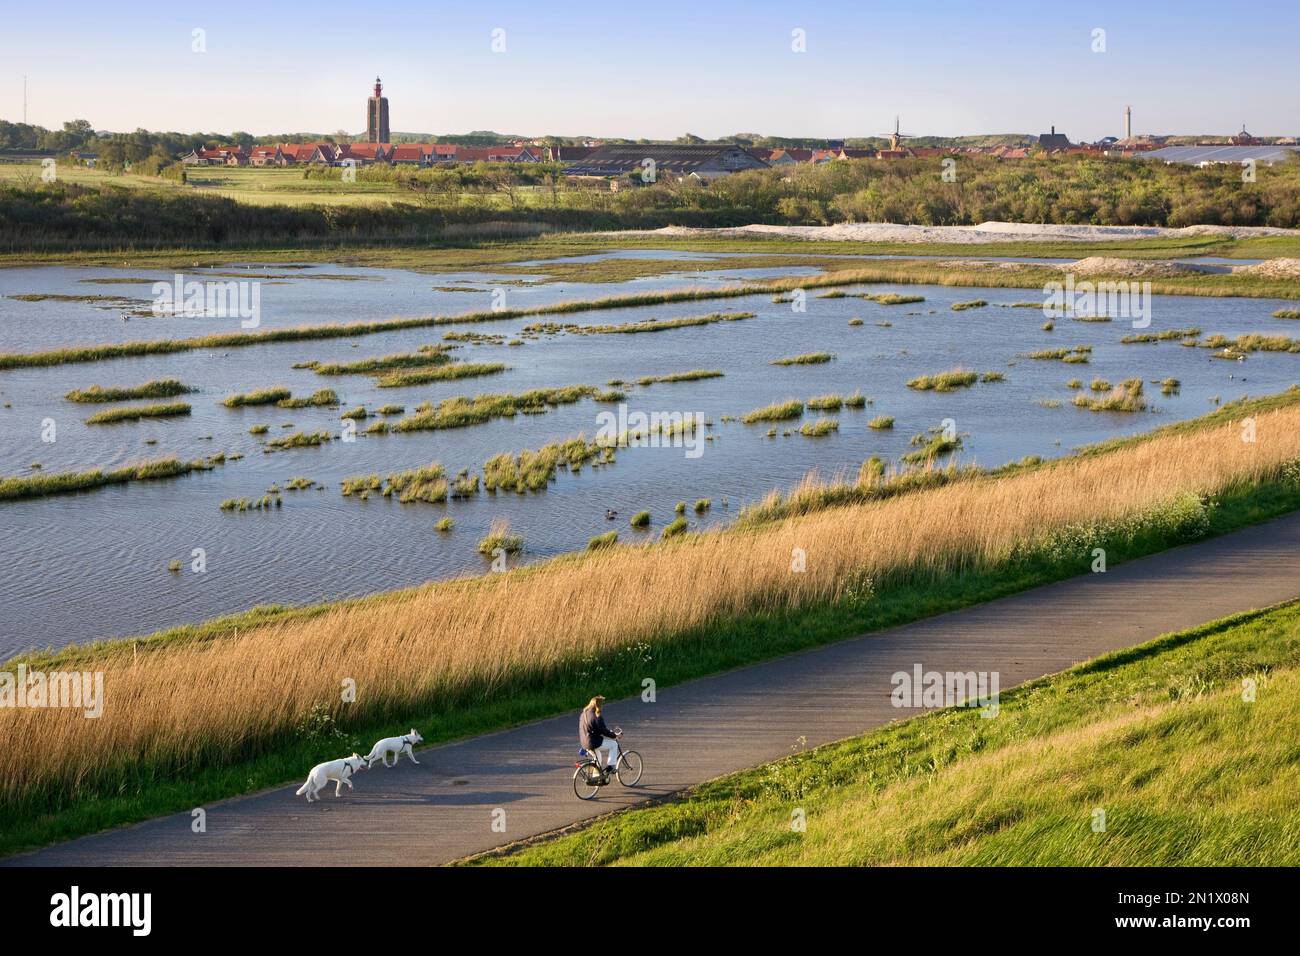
[594,737,620,769]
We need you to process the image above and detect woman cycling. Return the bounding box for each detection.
[578,695,620,773]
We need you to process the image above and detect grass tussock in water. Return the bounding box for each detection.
[587,530,618,550]
[484,437,611,494]
[1196,332,1300,355]
[376,362,508,388]
[1028,345,1092,364]
[222,387,291,408]
[478,518,523,555]
[1274,309,1300,319]
[523,312,756,337]
[661,516,689,539]
[64,379,192,403]
[343,463,449,504]
[900,428,964,464]
[635,369,724,386]
[219,495,280,512]
[85,402,191,424]
[862,292,925,305]
[275,389,339,409]
[394,386,597,433]
[950,299,988,311]
[1121,328,1201,344]
[771,352,833,366]
[263,430,332,451]
[742,399,804,424]
[0,455,223,501]
[1073,378,1147,413]
[907,369,980,392]
[799,418,840,437]
[307,348,453,376]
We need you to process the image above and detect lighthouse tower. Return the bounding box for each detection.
[366,77,390,143]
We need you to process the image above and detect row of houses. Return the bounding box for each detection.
[180,142,591,168]
[179,135,1190,181]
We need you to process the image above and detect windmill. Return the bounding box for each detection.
[875,116,915,152]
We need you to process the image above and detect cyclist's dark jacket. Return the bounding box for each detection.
[579,708,613,750]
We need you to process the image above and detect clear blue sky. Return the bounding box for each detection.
[2,0,1296,140]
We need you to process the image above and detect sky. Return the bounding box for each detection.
[1,0,1296,141]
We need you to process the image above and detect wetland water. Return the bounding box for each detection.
[1,254,1295,654]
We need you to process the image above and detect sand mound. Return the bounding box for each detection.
[1233,258,1300,279]
[1061,257,1202,278]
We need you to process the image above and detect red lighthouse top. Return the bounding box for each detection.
[373,77,382,98]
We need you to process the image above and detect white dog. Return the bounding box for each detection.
[364,729,424,769]
[295,754,365,802]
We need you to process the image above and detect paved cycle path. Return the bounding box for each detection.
[9,511,1300,866]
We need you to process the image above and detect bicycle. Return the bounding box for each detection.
[572,729,643,800]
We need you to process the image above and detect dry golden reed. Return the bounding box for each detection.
[4,405,1300,805]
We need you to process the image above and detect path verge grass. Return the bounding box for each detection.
[475,600,1300,866]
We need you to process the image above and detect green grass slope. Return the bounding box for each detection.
[478,600,1300,866]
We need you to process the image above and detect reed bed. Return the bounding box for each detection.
[635,369,724,385]
[1121,327,1201,344]
[307,349,453,376]
[393,386,597,433]
[907,369,979,392]
[478,518,523,555]
[343,463,448,503]
[222,387,291,408]
[1028,345,1092,364]
[484,437,610,494]
[523,311,756,337]
[1072,378,1147,413]
[742,399,804,424]
[799,418,840,437]
[771,352,833,366]
[275,389,339,409]
[85,402,191,425]
[0,455,220,502]
[263,430,332,451]
[7,398,1300,816]
[376,362,507,388]
[64,379,192,403]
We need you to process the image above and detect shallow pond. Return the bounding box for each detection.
[1,257,1295,654]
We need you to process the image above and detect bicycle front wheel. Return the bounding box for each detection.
[616,750,643,787]
[573,762,602,800]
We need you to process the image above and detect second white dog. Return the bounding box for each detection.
[295,754,365,802]
[365,728,424,769]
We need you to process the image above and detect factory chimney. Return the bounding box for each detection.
[1125,105,1132,140]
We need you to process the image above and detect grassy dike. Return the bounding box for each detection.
[3,249,1299,370]
[2,392,1300,858]
[474,600,1300,866]
[2,228,1299,271]
[475,600,1300,868]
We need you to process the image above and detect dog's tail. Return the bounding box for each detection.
[295,779,310,796]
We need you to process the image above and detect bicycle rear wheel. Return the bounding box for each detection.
[573,762,602,800]
[616,750,643,787]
